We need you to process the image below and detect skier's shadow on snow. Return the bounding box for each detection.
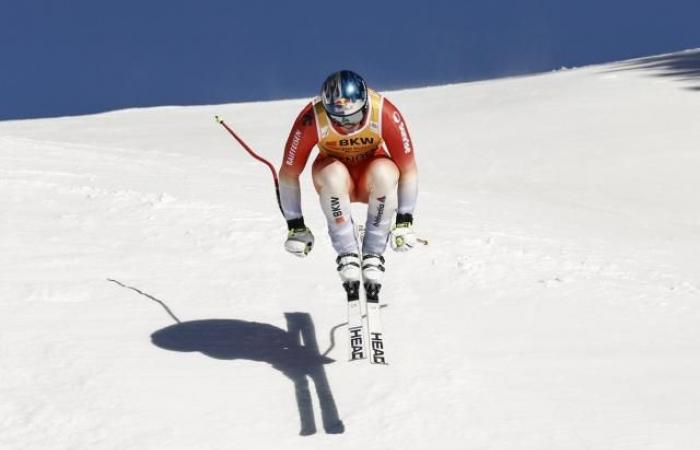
[151,314,344,436]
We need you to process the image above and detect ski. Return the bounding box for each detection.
[364,282,387,365]
[344,280,366,361]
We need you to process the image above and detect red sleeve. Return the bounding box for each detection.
[382,97,419,215]
[278,102,318,220]
[280,102,318,179]
[381,97,418,176]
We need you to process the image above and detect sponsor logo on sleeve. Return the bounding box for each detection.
[285,129,303,166]
[398,122,412,154]
[392,111,412,154]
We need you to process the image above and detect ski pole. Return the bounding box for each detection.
[215,115,283,216]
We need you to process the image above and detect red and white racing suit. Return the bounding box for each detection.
[279,88,418,255]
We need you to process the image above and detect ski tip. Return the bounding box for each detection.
[214,115,224,124]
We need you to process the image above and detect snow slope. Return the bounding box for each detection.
[1,50,700,449]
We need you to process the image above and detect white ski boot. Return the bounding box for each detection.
[336,253,361,283]
[361,253,385,286]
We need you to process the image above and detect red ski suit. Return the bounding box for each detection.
[279,93,418,222]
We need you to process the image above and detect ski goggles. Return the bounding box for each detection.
[322,83,367,118]
[329,107,366,126]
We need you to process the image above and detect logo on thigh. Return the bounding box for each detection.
[372,196,386,227]
[330,196,346,224]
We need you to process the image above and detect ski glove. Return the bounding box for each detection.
[284,218,314,257]
[390,213,417,252]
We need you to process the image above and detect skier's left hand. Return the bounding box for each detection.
[390,214,417,252]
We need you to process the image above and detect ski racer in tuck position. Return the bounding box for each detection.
[279,70,419,290]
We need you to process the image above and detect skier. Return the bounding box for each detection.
[279,70,418,288]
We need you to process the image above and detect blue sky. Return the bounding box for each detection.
[1,0,699,120]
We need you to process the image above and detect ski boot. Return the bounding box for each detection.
[361,253,385,299]
[336,253,361,298]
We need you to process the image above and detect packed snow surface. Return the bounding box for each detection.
[2,51,700,449]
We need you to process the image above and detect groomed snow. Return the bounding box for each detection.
[1,50,700,449]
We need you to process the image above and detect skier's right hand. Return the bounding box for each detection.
[284,218,314,257]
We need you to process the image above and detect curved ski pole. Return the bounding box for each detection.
[215,115,283,216]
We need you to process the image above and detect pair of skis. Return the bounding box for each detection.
[344,280,387,365]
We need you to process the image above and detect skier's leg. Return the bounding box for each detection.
[358,157,399,256]
[312,155,360,256]
[312,156,362,283]
[354,157,399,286]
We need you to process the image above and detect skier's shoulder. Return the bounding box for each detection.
[380,95,399,115]
[380,95,409,131]
[293,101,317,129]
[298,100,315,118]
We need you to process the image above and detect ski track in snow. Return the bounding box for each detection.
[1,51,700,449]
